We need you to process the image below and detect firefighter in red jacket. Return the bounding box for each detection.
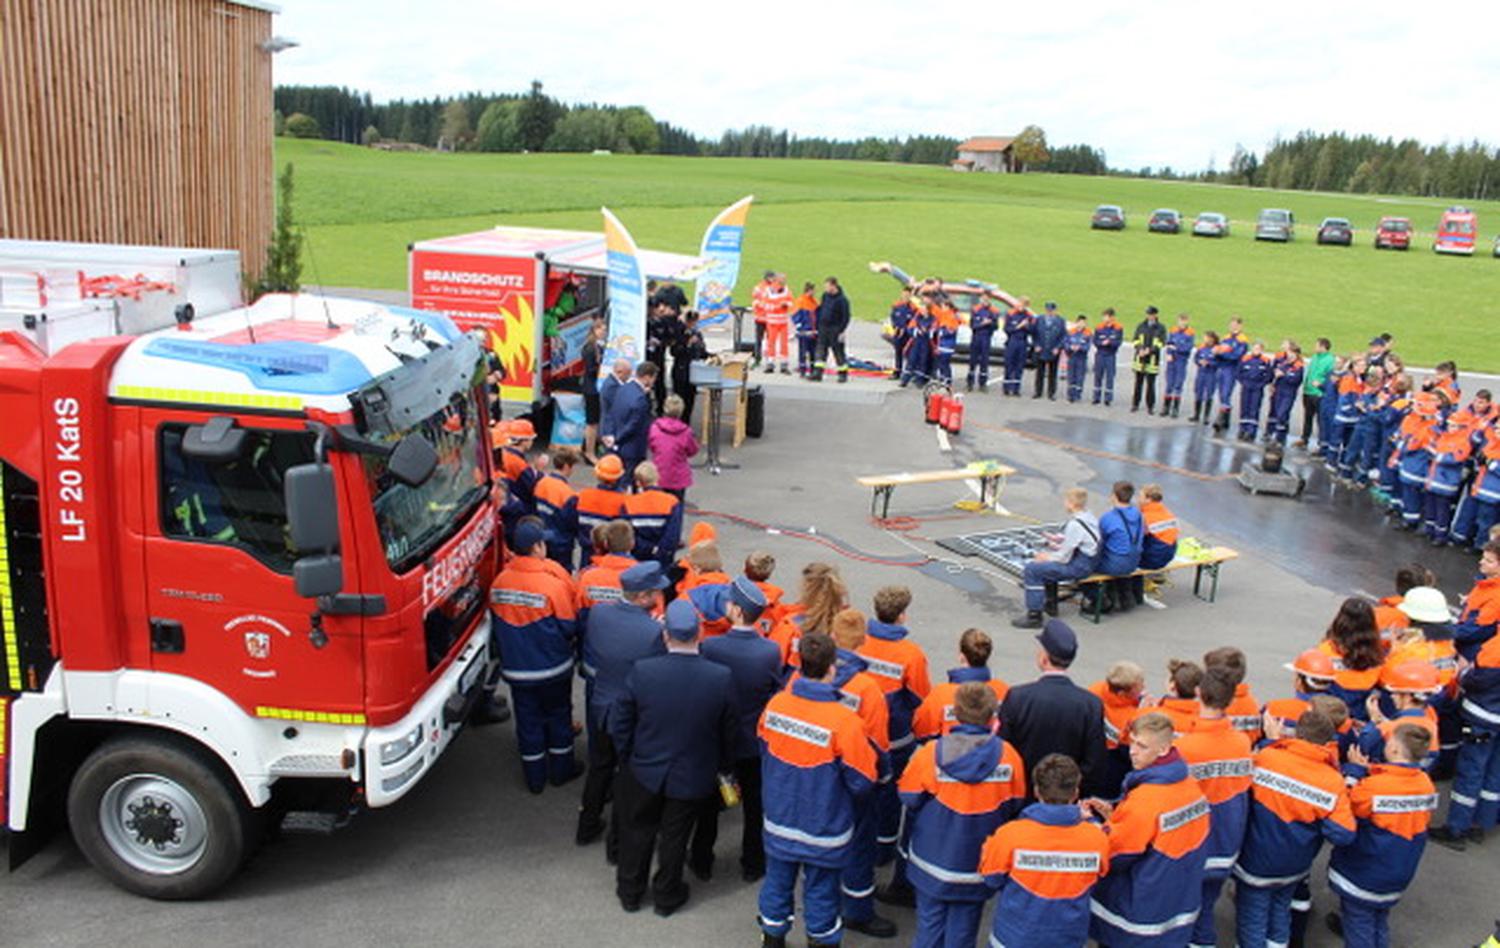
[490,519,581,794]
[1326,723,1437,945]
[979,754,1110,948]
[757,633,880,948]
[1175,667,1253,948]
[899,682,1026,948]
[1232,709,1356,948]
[1084,711,1212,948]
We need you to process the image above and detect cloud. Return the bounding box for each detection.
[271,0,1500,170]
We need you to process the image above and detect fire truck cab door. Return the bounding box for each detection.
[140,411,364,714]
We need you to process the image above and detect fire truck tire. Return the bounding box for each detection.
[67,735,251,900]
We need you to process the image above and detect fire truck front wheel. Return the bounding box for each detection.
[68,735,251,900]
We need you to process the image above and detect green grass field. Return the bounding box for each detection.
[281,138,1500,370]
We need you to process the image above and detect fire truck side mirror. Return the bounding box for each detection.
[182,416,248,463]
[285,463,340,553]
[387,434,438,488]
[294,555,344,599]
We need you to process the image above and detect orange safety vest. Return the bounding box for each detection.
[1140,501,1179,546]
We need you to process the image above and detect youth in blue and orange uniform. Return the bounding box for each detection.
[1328,759,1436,946]
[1001,303,1034,396]
[1443,634,1500,836]
[1063,318,1092,402]
[1452,426,1500,549]
[1176,717,1253,948]
[532,470,578,570]
[932,301,960,386]
[498,439,540,514]
[900,301,936,388]
[1162,317,1196,417]
[1423,420,1474,544]
[1341,381,1391,483]
[575,549,637,676]
[1266,350,1305,444]
[1317,638,1384,722]
[1087,679,1144,798]
[898,724,1027,947]
[965,298,1000,391]
[1139,493,1179,570]
[1211,326,1249,432]
[490,541,581,793]
[795,288,821,378]
[1315,361,1349,456]
[1088,747,1212,948]
[757,676,880,946]
[911,668,1009,742]
[1190,333,1219,423]
[573,466,627,567]
[1328,368,1367,472]
[622,485,683,568]
[859,614,932,879]
[1355,704,1440,772]
[1453,561,1500,662]
[980,799,1110,948]
[1232,731,1356,948]
[1091,311,1124,405]
[1393,400,1440,529]
[1373,390,1413,497]
[1236,348,1276,440]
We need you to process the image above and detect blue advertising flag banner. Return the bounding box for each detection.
[601,207,646,377]
[694,195,754,326]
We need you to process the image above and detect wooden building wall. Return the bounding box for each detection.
[0,0,275,278]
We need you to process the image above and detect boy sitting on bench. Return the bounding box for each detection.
[1012,488,1100,629]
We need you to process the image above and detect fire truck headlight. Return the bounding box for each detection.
[380,724,424,767]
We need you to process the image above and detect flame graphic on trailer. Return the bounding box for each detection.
[409,250,539,402]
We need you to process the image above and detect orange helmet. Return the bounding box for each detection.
[490,421,511,449]
[594,454,624,482]
[1381,660,1441,694]
[507,419,537,441]
[1285,648,1337,682]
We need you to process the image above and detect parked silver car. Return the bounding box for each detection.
[1255,208,1295,242]
[1192,212,1229,238]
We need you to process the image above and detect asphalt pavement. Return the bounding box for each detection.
[4,307,1497,947]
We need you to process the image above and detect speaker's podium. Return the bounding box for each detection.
[691,354,751,474]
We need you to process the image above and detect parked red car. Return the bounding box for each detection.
[1374,216,1412,250]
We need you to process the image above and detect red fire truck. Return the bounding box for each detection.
[1,242,497,898]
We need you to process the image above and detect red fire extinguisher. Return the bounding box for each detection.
[926,388,946,425]
[944,393,965,434]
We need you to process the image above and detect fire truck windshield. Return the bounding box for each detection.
[363,389,487,572]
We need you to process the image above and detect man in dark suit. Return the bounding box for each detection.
[610,599,735,916]
[998,619,1107,797]
[699,577,783,881]
[576,562,669,851]
[605,361,655,478]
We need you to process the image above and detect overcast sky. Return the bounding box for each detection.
[271,0,1500,171]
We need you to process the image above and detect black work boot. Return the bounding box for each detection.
[760,933,787,948]
[845,913,898,938]
[1010,610,1045,629]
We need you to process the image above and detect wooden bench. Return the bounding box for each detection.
[857,461,1017,519]
[1063,547,1239,624]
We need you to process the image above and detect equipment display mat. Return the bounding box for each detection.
[935,523,1065,576]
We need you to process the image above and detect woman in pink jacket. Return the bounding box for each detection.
[649,394,699,500]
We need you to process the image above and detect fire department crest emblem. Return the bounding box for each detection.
[244,631,271,661]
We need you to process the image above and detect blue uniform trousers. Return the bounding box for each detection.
[935,347,955,385]
[903,340,932,387]
[800,335,819,376]
[1267,391,1297,442]
[1239,384,1267,437]
[509,673,577,793]
[1446,730,1500,832]
[1339,895,1393,948]
[966,333,995,387]
[1189,875,1229,947]
[913,894,984,948]
[876,744,915,866]
[1023,556,1095,612]
[1452,495,1499,548]
[1399,481,1424,526]
[1092,354,1118,404]
[1216,364,1238,405]
[1423,491,1458,542]
[1002,337,1028,395]
[1235,878,1299,948]
[1193,364,1217,410]
[1066,352,1089,401]
[841,797,879,922]
[1339,420,1379,481]
[1164,355,1190,399]
[760,858,843,944]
